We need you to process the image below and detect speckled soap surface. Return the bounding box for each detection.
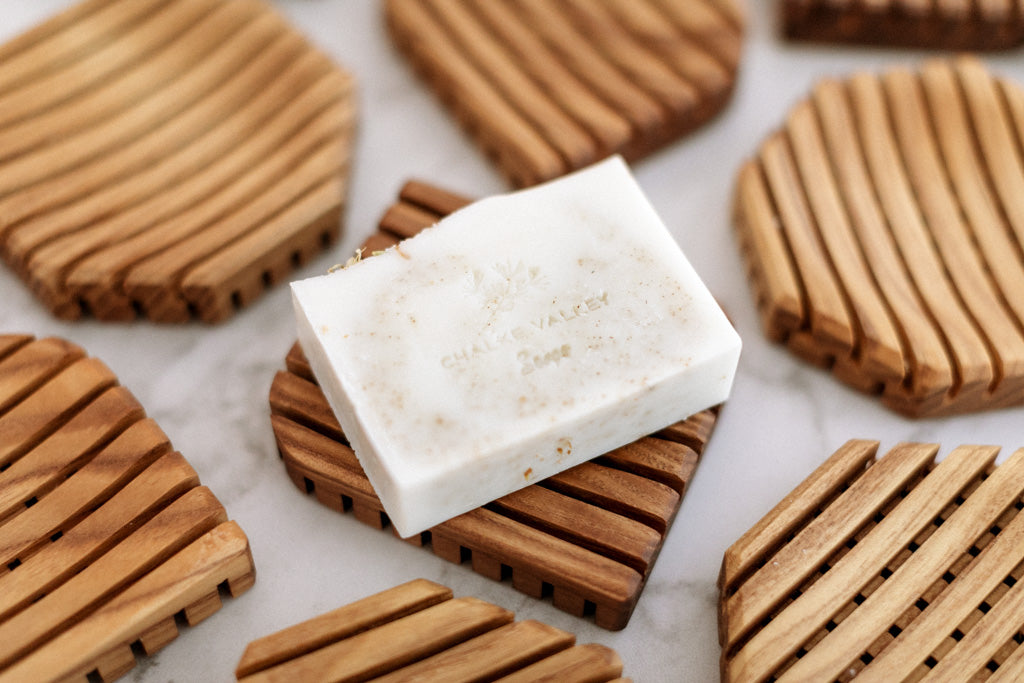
[292,157,741,537]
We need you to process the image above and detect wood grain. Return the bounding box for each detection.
[733,57,1024,417]
[269,181,722,631]
[782,0,1024,50]
[0,334,255,683]
[719,440,1024,682]
[235,579,629,682]
[385,0,745,187]
[0,0,355,323]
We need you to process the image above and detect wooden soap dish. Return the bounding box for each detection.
[235,578,630,682]
[0,0,355,323]
[720,439,1024,682]
[734,56,1024,417]
[783,0,1024,50]
[0,334,255,682]
[269,181,721,631]
[385,0,745,187]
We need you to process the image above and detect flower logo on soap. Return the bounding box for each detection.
[469,260,545,313]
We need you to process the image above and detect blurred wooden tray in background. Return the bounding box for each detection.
[0,0,355,323]
[783,0,1024,50]
[386,0,745,187]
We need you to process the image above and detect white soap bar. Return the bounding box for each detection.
[291,156,741,537]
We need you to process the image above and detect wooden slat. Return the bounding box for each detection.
[11,35,328,259]
[385,0,743,186]
[720,441,1024,682]
[0,1,261,165]
[760,131,855,356]
[556,0,699,121]
[0,419,171,568]
[0,0,354,323]
[545,463,680,534]
[240,598,513,683]
[883,65,1024,402]
[810,77,952,406]
[602,0,731,101]
[462,0,632,156]
[0,357,118,468]
[235,580,627,682]
[732,160,805,341]
[378,202,444,240]
[426,0,597,171]
[0,0,216,137]
[236,579,452,678]
[0,336,83,414]
[0,336,255,681]
[921,61,1024,331]
[785,99,904,383]
[648,0,744,68]
[0,0,160,95]
[597,436,699,494]
[69,92,351,321]
[495,643,624,683]
[269,180,722,630]
[374,619,575,682]
[397,180,471,216]
[490,486,661,574]
[1,521,254,683]
[0,386,144,522]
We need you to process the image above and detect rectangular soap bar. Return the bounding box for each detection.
[291,156,741,537]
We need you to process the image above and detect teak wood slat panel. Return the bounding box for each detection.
[0,0,354,323]
[385,0,745,187]
[734,57,1024,417]
[782,0,1024,49]
[268,181,722,630]
[720,440,1024,683]
[0,334,255,683]
[235,579,629,682]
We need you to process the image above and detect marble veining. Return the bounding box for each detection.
[1,2,1022,681]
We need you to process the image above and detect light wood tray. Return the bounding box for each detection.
[0,0,355,323]
[269,181,721,630]
[235,578,630,682]
[0,334,255,682]
[720,439,1024,682]
[783,0,1024,50]
[734,56,1024,418]
[385,0,745,187]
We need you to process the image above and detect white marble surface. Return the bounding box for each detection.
[2,2,1023,681]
